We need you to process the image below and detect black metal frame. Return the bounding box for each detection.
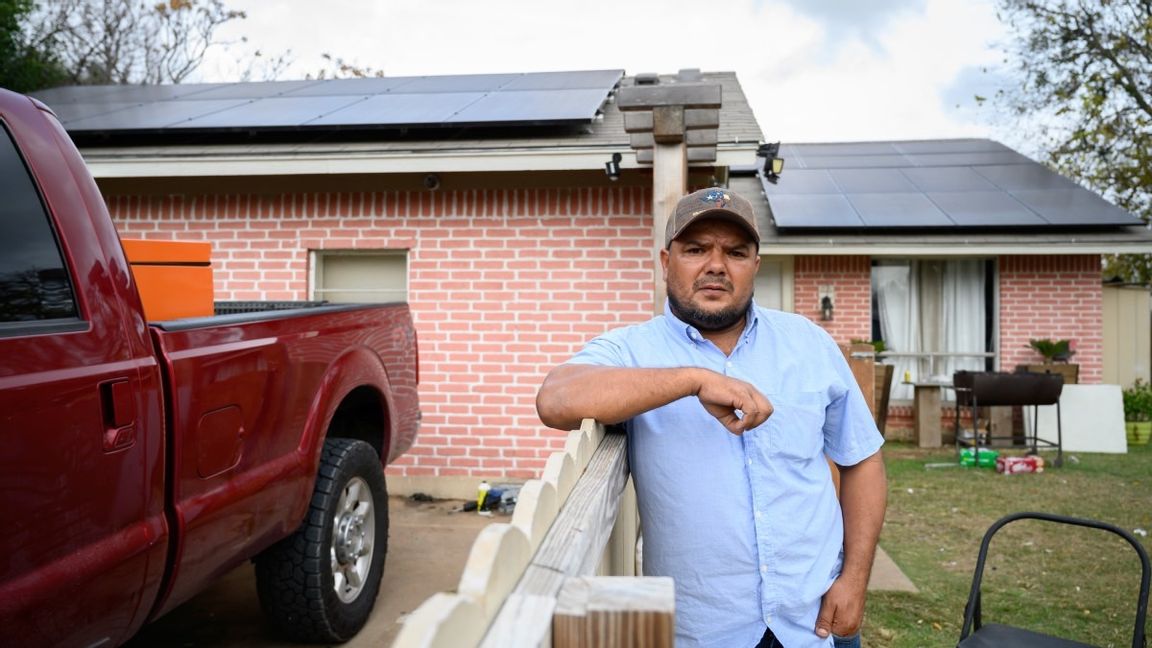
[953,370,1065,468]
[957,511,1151,648]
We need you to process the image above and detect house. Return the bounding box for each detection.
[30,69,1152,495]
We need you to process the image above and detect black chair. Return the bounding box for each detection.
[957,512,1150,648]
[953,370,1065,467]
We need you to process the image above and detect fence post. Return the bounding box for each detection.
[553,576,675,648]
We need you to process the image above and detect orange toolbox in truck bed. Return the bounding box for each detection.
[121,239,214,321]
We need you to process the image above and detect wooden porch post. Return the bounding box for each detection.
[617,72,721,314]
[651,140,687,313]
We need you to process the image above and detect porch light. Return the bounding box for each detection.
[757,141,785,184]
[605,152,622,181]
[820,295,834,321]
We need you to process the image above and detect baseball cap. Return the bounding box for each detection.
[665,187,759,248]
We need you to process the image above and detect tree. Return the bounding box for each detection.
[993,0,1152,284]
[26,0,247,85]
[0,0,67,92]
[306,53,385,80]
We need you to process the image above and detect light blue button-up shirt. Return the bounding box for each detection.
[568,302,884,648]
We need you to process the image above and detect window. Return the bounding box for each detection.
[871,259,995,400]
[754,256,794,312]
[0,122,78,326]
[312,251,407,303]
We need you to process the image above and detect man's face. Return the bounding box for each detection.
[660,218,759,332]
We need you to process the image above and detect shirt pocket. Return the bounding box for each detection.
[763,390,828,460]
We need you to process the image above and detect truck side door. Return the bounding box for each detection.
[0,100,167,647]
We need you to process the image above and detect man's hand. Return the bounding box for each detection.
[814,573,867,639]
[694,372,773,435]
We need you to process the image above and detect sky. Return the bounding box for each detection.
[202,0,1017,147]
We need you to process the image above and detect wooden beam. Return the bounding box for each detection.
[629,129,720,150]
[636,146,716,164]
[652,106,684,143]
[553,577,675,648]
[624,109,720,133]
[617,83,722,110]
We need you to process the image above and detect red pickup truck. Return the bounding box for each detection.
[0,88,420,646]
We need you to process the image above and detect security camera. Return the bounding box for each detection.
[423,174,441,191]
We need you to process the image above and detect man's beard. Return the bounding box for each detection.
[667,291,751,332]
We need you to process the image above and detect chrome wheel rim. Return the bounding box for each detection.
[331,476,375,603]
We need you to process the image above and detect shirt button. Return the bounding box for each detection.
[755,510,763,519]
[747,458,753,466]
[760,564,768,573]
[726,361,733,368]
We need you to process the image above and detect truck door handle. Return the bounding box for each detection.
[99,379,137,452]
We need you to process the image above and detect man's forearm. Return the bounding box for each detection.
[837,451,888,586]
[536,364,705,431]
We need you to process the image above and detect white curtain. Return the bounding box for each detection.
[941,260,987,381]
[874,262,919,401]
[874,259,989,402]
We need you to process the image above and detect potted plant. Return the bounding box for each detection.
[1019,338,1079,384]
[1122,379,1152,446]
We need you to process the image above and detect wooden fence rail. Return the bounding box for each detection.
[392,420,664,648]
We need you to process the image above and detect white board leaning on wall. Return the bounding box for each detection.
[1024,384,1128,453]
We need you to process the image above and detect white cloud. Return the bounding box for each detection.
[203,0,1010,144]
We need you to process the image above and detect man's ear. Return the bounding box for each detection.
[659,247,670,280]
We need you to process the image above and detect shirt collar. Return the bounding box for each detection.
[661,300,760,346]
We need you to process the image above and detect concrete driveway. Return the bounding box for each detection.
[125,496,491,647]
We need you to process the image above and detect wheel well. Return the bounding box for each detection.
[327,386,388,458]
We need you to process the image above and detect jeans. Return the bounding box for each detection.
[756,627,862,648]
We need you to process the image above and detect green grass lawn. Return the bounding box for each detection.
[865,441,1152,647]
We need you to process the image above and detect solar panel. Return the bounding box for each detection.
[849,193,953,227]
[281,77,417,97]
[892,139,1007,154]
[763,169,840,194]
[448,88,617,124]
[828,168,918,193]
[62,99,251,130]
[1011,189,1144,225]
[901,167,999,192]
[387,74,522,93]
[179,96,370,129]
[500,69,623,90]
[788,142,898,156]
[768,194,864,228]
[973,164,1078,191]
[907,151,1031,167]
[308,92,483,126]
[800,154,912,169]
[765,139,1141,230]
[38,69,624,135]
[35,83,227,105]
[180,80,325,100]
[928,191,1045,226]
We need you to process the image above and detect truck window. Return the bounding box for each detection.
[0,122,78,327]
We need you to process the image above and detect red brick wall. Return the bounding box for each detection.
[999,255,1102,382]
[793,256,873,343]
[107,186,654,479]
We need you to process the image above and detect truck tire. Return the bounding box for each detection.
[255,438,388,642]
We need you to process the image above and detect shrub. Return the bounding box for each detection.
[1121,378,1152,422]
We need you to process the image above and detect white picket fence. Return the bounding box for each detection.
[392,419,673,648]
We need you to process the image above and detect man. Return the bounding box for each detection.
[536,187,887,647]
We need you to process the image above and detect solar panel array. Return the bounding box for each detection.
[32,70,624,134]
[759,140,1142,229]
